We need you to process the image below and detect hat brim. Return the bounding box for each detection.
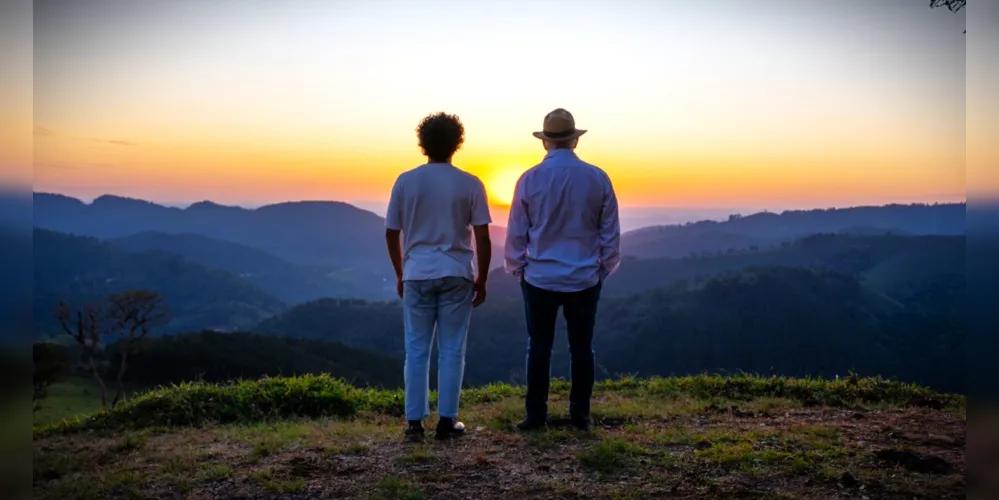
[532,129,587,141]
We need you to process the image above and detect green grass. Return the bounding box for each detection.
[33,378,105,427]
[403,445,434,463]
[251,467,306,494]
[33,377,144,428]
[111,431,149,452]
[689,426,850,477]
[195,464,235,482]
[369,476,422,500]
[578,437,653,476]
[34,373,964,436]
[31,373,967,500]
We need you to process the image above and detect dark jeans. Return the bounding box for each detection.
[521,279,602,422]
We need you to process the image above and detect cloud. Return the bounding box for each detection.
[31,127,137,146]
[35,163,73,171]
[36,163,118,171]
[88,138,138,146]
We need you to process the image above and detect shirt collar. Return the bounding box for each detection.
[544,148,578,161]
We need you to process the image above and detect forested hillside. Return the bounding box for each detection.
[258,266,964,393]
[487,234,965,303]
[109,231,388,302]
[33,229,286,336]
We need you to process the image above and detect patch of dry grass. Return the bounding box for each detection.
[32,380,966,500]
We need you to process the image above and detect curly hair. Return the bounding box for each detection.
[416,112,465,162]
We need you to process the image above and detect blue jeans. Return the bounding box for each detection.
[403,277,474,421]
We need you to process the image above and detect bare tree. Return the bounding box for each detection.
[106,290,168,407]
[54,289,169,410]
[929,0,966,33]
[929,0,965,12]
[55,300,111,409]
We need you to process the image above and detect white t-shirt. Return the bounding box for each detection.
[385,163,492,282]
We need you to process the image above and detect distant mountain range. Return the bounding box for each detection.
[34,191,508,275]
[620,203,964,259]
[33,192,963,268]
[34,192,389,268]
[31,192,966,340]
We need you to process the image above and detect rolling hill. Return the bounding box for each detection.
[110,231,299,276]
[35,193,509,302]
[620,203,964,259]
[108,231,390,303]
[33,193,388,268]
[33,229,286,336]
[257,265,964,393]
[486,233,965,303]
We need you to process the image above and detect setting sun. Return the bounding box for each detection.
[485,167,526,206]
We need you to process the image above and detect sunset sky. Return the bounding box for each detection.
[29,0,967,213]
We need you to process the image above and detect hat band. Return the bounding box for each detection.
[542,129,577,139]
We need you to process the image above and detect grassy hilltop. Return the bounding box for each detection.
[33,374,965,499]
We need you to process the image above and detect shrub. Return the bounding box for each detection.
[36,373,962,436]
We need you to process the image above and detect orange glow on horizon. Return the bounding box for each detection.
[483,166,526,206]
[31,131,966,210]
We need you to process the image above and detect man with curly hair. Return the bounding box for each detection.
[505,108,621,432]
[385,112,492,440]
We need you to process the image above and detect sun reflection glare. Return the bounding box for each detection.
[485,167,525,206]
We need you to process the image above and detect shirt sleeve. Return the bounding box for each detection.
[598,174,622,279]
[470,177,492,227]
[385,176,403,231]
[504,174,530,276]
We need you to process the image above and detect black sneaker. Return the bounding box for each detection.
[515,417,547,431]
[435,417,466,440]
[404,420,424,441]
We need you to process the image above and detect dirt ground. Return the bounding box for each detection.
[33,395,966,499]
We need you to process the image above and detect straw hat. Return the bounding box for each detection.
[532,108,587,141]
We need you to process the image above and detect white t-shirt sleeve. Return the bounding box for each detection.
[385,176,404,230]
[470,178,492,227]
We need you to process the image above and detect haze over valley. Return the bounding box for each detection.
[29,191,966,393]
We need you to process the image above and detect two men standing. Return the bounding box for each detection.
[385,108,621,439]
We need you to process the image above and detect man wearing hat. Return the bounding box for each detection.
[505,108,622,431]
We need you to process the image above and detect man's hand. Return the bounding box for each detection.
[472,278,487,307]
[471,224,491,308]
[385,229,404,299]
